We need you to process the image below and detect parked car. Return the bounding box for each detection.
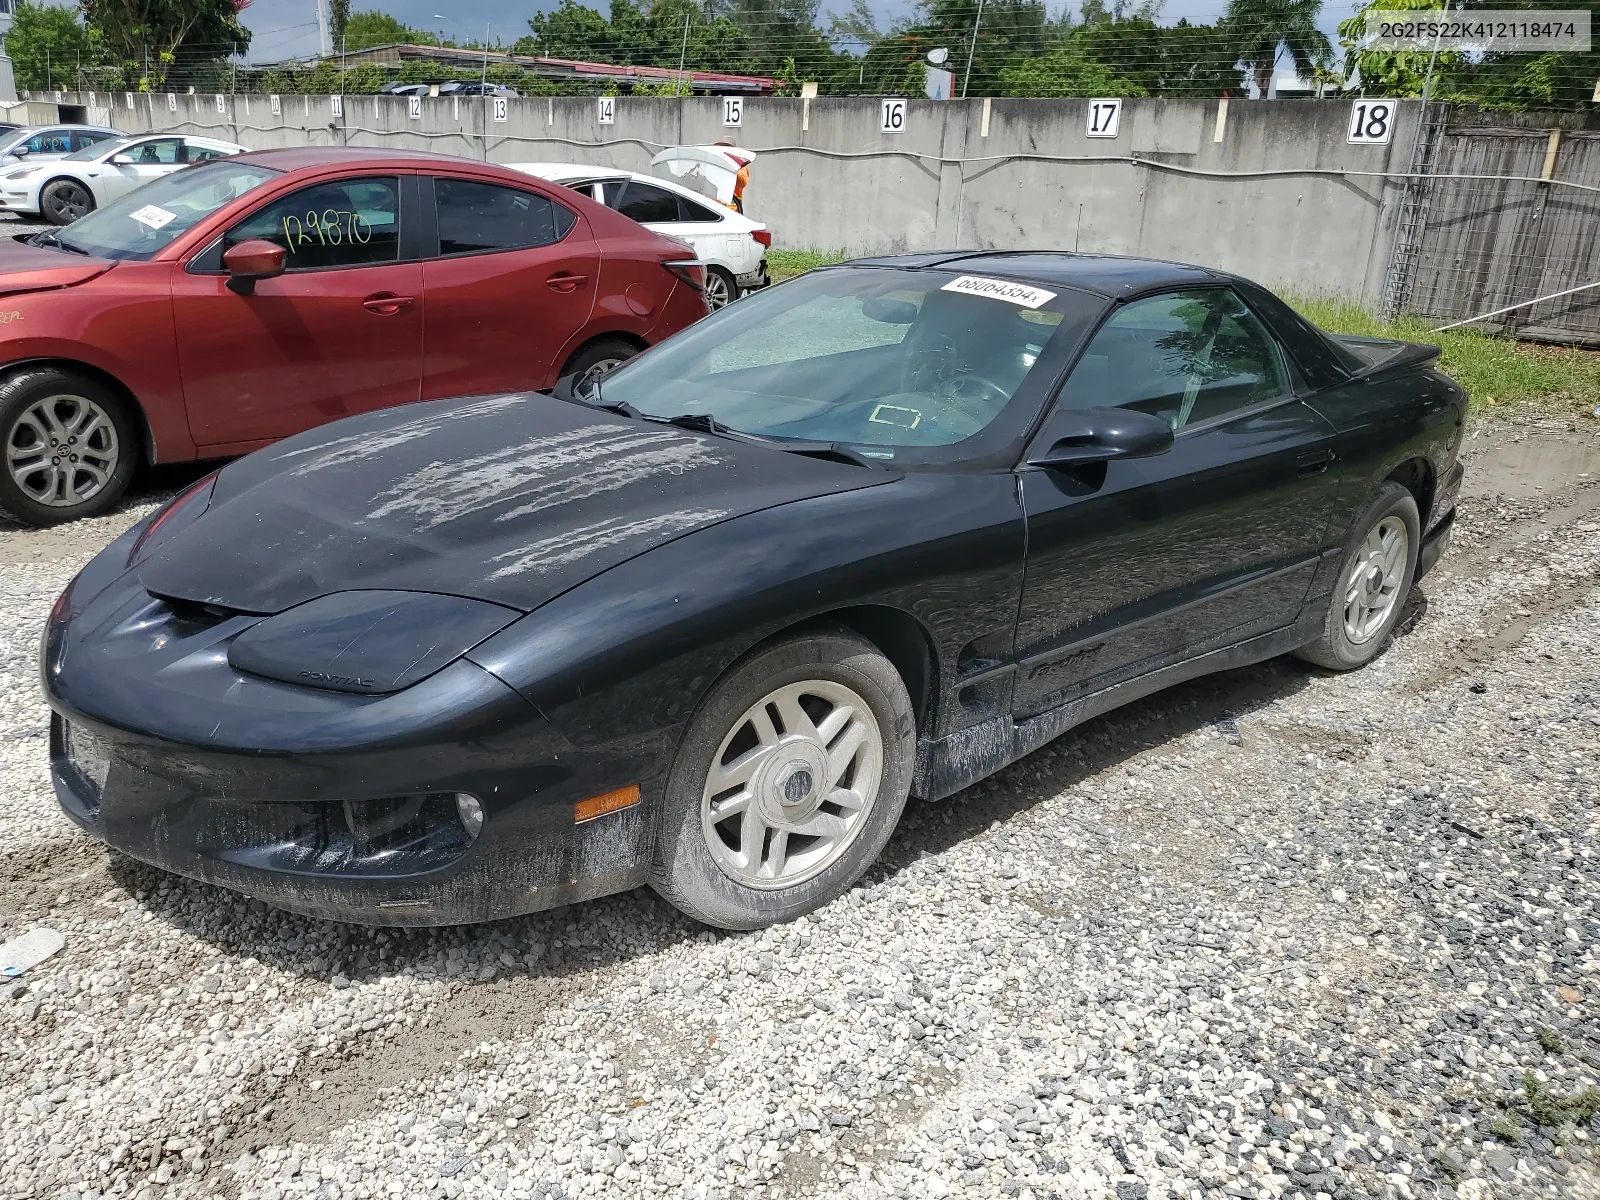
[0,146,708,524]
[378,82,433,95]
[41,253,1466,930]
[0,133,247,224]
[510,162,770,310]
[0,123,121,170]
[440,81,520,97]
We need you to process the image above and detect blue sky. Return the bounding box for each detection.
[240,0,1358,66]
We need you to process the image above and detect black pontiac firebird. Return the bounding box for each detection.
[43,252,1465,930]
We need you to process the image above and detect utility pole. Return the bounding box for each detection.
[315,0,334,59]
[960,0,985,99]
[677,13,690,96]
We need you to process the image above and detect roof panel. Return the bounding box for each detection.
[846,251,1221,298]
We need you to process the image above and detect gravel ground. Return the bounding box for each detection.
[1,405,1597,1200]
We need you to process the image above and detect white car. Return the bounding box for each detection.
[507,162,771,310]
[0,124,122,169]
[0,133,247,225]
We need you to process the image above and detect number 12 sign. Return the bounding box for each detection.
[1086,98,1121,138]
[1347,99,1394,145]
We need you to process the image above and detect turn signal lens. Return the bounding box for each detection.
[573,785,641,824]
[456,792,484,840]
[661,259,706,291]
[752,228,772,248]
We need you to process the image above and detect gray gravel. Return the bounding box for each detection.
[1,407,1597,1200]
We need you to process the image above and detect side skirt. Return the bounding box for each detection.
[911,609,1321,802]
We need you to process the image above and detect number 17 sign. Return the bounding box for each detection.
[1086,98,1121,138]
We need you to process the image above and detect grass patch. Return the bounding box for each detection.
[1488,1072,1600,1141]
[1290,295,1600,415]
[1537,1027,1565,1055]
[768,248,847,282]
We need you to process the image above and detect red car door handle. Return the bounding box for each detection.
[361,293,413,315]
[546,273,589,293]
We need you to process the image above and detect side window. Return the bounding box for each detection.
[27,130,72,155]
[226,177,401,270]
[1056,289,1288,430]
[121,138,184,165]
[434,178,573,255]
[614,181,681,224]
[71,131,109,151]
[187,144,228,163]
[678,194,723,222]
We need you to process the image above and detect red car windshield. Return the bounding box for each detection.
[51,159,280,261]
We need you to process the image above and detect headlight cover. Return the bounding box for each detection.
[227,590,520,695]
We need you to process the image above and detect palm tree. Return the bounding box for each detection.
[1223,0,1332,97]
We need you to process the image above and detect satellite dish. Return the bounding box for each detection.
[927,47,950,65]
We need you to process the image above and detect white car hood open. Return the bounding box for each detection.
[650,145,755,206]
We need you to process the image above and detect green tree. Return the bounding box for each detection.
[1438,0,1600,110]
[1078,16,1238,97]
[329,0,349,48]
[81,0,253,89]
[342,9,424,51]
[5,2,100,90]
[999,43,1145,95]
[1337,0,1454,96]
[1221,0,1330,97]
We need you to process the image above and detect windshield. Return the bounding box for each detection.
[53,159,280,261]
[598,267,1090,455]
[65,136,125,162]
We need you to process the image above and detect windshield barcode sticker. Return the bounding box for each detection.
[941,276,1057,309]
[129,204,177,230]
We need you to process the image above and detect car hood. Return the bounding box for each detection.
[0,236,115,296]
[138,392,896,614]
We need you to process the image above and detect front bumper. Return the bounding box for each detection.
[43,549,659,926]
[0,191,38,213]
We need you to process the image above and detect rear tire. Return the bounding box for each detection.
[40,179,94,225]
[703,266,737,312]
[1294,482,1420,671]
[0,368,137,526]
[560,338,638,396]
[650,628,916,930]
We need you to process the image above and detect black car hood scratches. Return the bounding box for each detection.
[139,393,897,615]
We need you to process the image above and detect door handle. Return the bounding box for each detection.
[362,293,413,316]
[546,273,589,293]
[1296,450,1335,476]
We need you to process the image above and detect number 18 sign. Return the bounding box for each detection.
[1347,99,1394,145]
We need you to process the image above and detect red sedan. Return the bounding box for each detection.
[0,147,709,524]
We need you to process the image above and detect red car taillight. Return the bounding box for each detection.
[661,259,706,291]
[752,229,772,248]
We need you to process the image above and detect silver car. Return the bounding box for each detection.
[0,125,122,169]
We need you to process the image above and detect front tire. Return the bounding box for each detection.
[40,179,94,225]
[1294,481,1420,671]
[0,368,136,526]
[651,629,916,929]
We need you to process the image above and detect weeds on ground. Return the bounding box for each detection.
[1290,295,1600,415]
[1485,1071,1600,1142]
[768,249,846,282]
[1537,1027,1565,1055]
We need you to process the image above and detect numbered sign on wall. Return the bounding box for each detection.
[1347,99,1394,145]
[269,94,281,116]
[1086,98,1122,138]
[408,95,423,120]
[722,96,743,127]
[124,92,134,109]
[331,94,344,118]
[215,94,226,113]
[597,96,616,125]
[166,92,177,111]
[880,98,907,134]
[492,95,508,122]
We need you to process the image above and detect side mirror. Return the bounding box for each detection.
[222,239,286,295]
[1028,405,1174,469]
[110,152,135,165]
[11,145,27,157]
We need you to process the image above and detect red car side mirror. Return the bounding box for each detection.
[223,239,286,295]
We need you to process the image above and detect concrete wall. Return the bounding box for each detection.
[47,90,1425,305]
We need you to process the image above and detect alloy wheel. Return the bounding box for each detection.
[46,184,90,223]
[1343,515,1408,644]
[6,393,120,508]
[701,678,883,889]
[703,271,733,312]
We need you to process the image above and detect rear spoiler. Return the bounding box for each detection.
[1335,334,1442,379]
